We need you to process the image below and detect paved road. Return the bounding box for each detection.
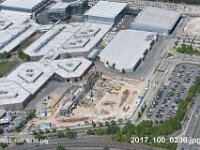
[178,95,200,150]
[4,136,162,150]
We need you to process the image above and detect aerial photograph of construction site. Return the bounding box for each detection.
[32,73,145,128]
[183,17,200,36]
[1,0,200,149]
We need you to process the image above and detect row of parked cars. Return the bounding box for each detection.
[147,64,200,122]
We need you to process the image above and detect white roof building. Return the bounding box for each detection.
[48,2,70,11]
[7,57,92,95]
[51,58,92,79]
[59,22,111,56]
[1,57,92,110]
[7,62,54,95]
[0,78,30,107]
[131,7,181,35]
[0,0,48,13]
[0,11,39,53]
[99,30,157,72]
[0,17,12,30]
[24,22,112,59]
[85,1,127,19]
[84,1,127,24]
[39,49,60,66]
[0,10,32,24]
[0,23,38,53]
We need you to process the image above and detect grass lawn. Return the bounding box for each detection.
[164,52,174,58]
[0,60,20,77]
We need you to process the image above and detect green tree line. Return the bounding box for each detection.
[177,44,200,56]
[150,0,200,5]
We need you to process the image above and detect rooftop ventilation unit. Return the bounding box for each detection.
[0,19,12,30]
[145,35,154,41]
[18,66,43,83]
[62,38,90,49]
[0,88,18,99]
[33,26,65,52]
[0,90,8,95]
[0,24,31,49]
[75,27,100,38]
[40,49,60,65]
[0,21,5,26]
[57,60,82,72]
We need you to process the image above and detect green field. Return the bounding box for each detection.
[0,60,20,77]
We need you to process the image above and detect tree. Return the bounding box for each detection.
[45,128,49,133]
[122,121,136,135]
[17,49,30,61]
[32,130,37,135]
[91,121,96,127]
[112,63,116,69]
[15,141,24,145]
[113,130,122,141]
[56,145,65,150]
[65,127,70,131]
[141,105,145,113]
[57,131,65,138]
[34,134,44,140]
[107,124,120,134]
[105,121,110,126]
[0,52,11,59]
[26,111,35,120]
[87,129,95,135]
[65,130,75,139]
[52,128,56,132]
[103,146,110,150]
[110,120,116,126]
[98,122,103,127]
[138,111,141,119]
[124,132,132,143]
[106,61,109,65]
[118,118,123,124]
[96,128,106,135]
[0,142,7,148]
[38,129,43,134]
[122,68,125,74]
[15,126,21,132]
[0,128,4,134]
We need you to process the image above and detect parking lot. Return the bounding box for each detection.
[147,63,200,121]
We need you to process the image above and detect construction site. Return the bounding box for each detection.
[32,71,145,128]
[183,17,200,36]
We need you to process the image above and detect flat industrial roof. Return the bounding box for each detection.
[133,7,181,31]
[0,17,12,30]
[51,58,92,79]
[0,78,30,105]
[7,57,92,95]
[1,0,45,10]
[0,23,38,53]
[48,2,70,10]
[99,30,157,71]
[24,22,112,57]
[7,62,54,95]
[0,10,32,23]
[84,1,127,19]
[0,11,37,53]
[39,49,60,65]
[60,22,111,55]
